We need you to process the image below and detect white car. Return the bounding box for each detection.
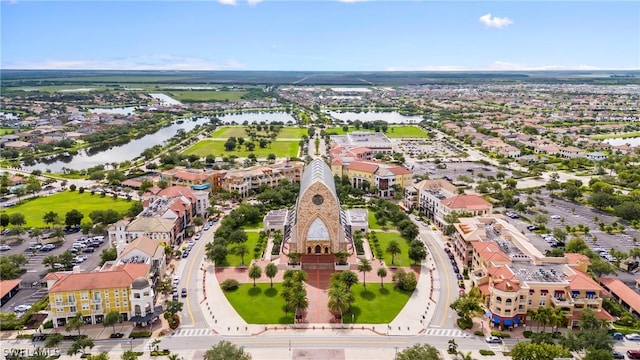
[14,304,31,312]
[625,333,640,341]
[550,215,561,220]
[0,245,11,251]
[73,255,87,263]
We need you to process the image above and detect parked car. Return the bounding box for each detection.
[626,333,640,341]
[0,245,11,251]
[612,350,625,359]
[194,233,201,240]
[526,225,540,231]
[182,251,189,258]
[82,247,95,253]
[181,288,187,298]
[627,350,640,359]
[40,244,55,252]
[14,304,32,312]
[485,336,502,343]
[172,291,179,301]
[27,244,42,251]
[550,215,561,220]
[612,332,624,340]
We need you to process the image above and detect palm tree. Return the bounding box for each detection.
[265,263,278,288]
[377,267,387,288]
[248,264,262,288]
[233,243,249,266]
[357,258,372,289]
[549,307,567,332]
[328,283,353,323]
[537,306,553,332]
[290,288,309,322]
[340,270,358,290]
[386,240,401,266]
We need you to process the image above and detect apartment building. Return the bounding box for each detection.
[221,161,304,198]
[44,263,160,328]
[331,158,412,198]
[160,167,224,192]
[457,215,612,329]
[406,179,492,228]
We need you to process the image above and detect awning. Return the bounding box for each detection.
[503,318,513,326]
[129,306,163,324]
[514,317,521,324]
[491,316,500,324]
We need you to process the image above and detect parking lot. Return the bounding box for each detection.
[0,230,109,313]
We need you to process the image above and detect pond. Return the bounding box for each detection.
[24,111,297,172]
[327,111,424,124]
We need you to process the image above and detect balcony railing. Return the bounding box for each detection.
[551,297,574,307]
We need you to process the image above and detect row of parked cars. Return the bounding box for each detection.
[444,247,464,281]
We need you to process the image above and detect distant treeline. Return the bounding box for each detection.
[2,70,639,86]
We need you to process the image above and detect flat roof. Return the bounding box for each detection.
[346,208,369,227]
[511,263,569,284]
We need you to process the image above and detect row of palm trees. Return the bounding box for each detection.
[526,306,569,332]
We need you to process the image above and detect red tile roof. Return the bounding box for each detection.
[388,166,412,176]
[441,194,492,211]
[0,279,22,299]
[567,271,603,291]
[347,161,379,173]
[600,277,640,314]
[49,263,149,293]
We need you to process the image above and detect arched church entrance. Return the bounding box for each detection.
[315,245,321,254]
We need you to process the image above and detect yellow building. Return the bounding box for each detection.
[45,263,158,328]
[331,159,412,198]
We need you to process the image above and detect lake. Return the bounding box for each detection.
[327,111,424,124]
[603,137,640,147]
[24,111,297,172]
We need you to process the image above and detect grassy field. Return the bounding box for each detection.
[367,209,397,230]
[223,283,293,324]
[590,131,640,140]
[374,232,412,267]
[0,128,14,135]
[324,125,428,138]
[211,126,307,139]
[222,282,410,325]
[225,232,260,267]
[182,140,299,158]
[241,222,264,230]
[167,90,247,102]
[344,284,412,324]
[4,191,131,228]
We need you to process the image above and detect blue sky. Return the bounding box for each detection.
[1,1,638,71]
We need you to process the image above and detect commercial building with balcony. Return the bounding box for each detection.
[331,158,413,198]
[221,161,303,198]
[44,263,160,328]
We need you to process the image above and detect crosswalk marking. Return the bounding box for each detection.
[171,328,213,337]
[423,328,464,337]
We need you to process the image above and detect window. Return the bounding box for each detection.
[56,307,64,313]
[68,294,75,302]
[115,301,120,307]
[81,293,89,300]
[94,304,101,311]
[519,305,525,311]
[70,306,76,313]
[82,304,89,311]
[505,310,511,315]
[114,290,119,298]
[505,299,512,305]
[539,300,546,306]
[94,292,101,302]
[122,290,127,296]
[496,296,502,303]
[54,295,63,303]
[496,307,502,313]
[528,300,532,306]
[134,293,140,299]
[123,301,128,306]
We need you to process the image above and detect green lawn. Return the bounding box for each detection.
[222,283,293,324]
[211,126,306,140]
[4,191,132,228]
[367,209,395,230]
[222,282,410,325]
[324,125,428,138]
[241,221,264,230]
[344,284,412,324]
[182,140,299,158]
[374,232,412,267]
[590,131,640,140]
[0,128,14,135]
[225,232,260,267]
[167,90,247,102]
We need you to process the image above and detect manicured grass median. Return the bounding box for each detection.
[374,232,412,267]
[345,283,412,324]
[182,139,299,158]
[4,191,131,228]
[222,283,293,324]
[225,232,260,267]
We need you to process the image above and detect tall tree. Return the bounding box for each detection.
[264,263,278,288]
[248,264,262,288]
[327,283,353,323]
[103,311,122,335]
[204,341,252,360]
[357,258,372,289]
[233,243,249,266]
[377,267,387,288]
[394,343,442,360]
[510,342,571,360]
[43,211,60,227]
[386,240,401,266]
[65,313,85,336]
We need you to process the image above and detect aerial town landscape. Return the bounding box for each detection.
[2,0,640,359]
[1,69,639,360]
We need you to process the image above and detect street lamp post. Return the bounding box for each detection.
[129,338,133,351]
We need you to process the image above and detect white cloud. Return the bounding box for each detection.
[4,55,245,71]
[247,0,263,5]
[217,0,236,5]
[479,13,513,29]
[489,61,601,71]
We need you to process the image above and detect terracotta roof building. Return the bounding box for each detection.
[599,277,640,317]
